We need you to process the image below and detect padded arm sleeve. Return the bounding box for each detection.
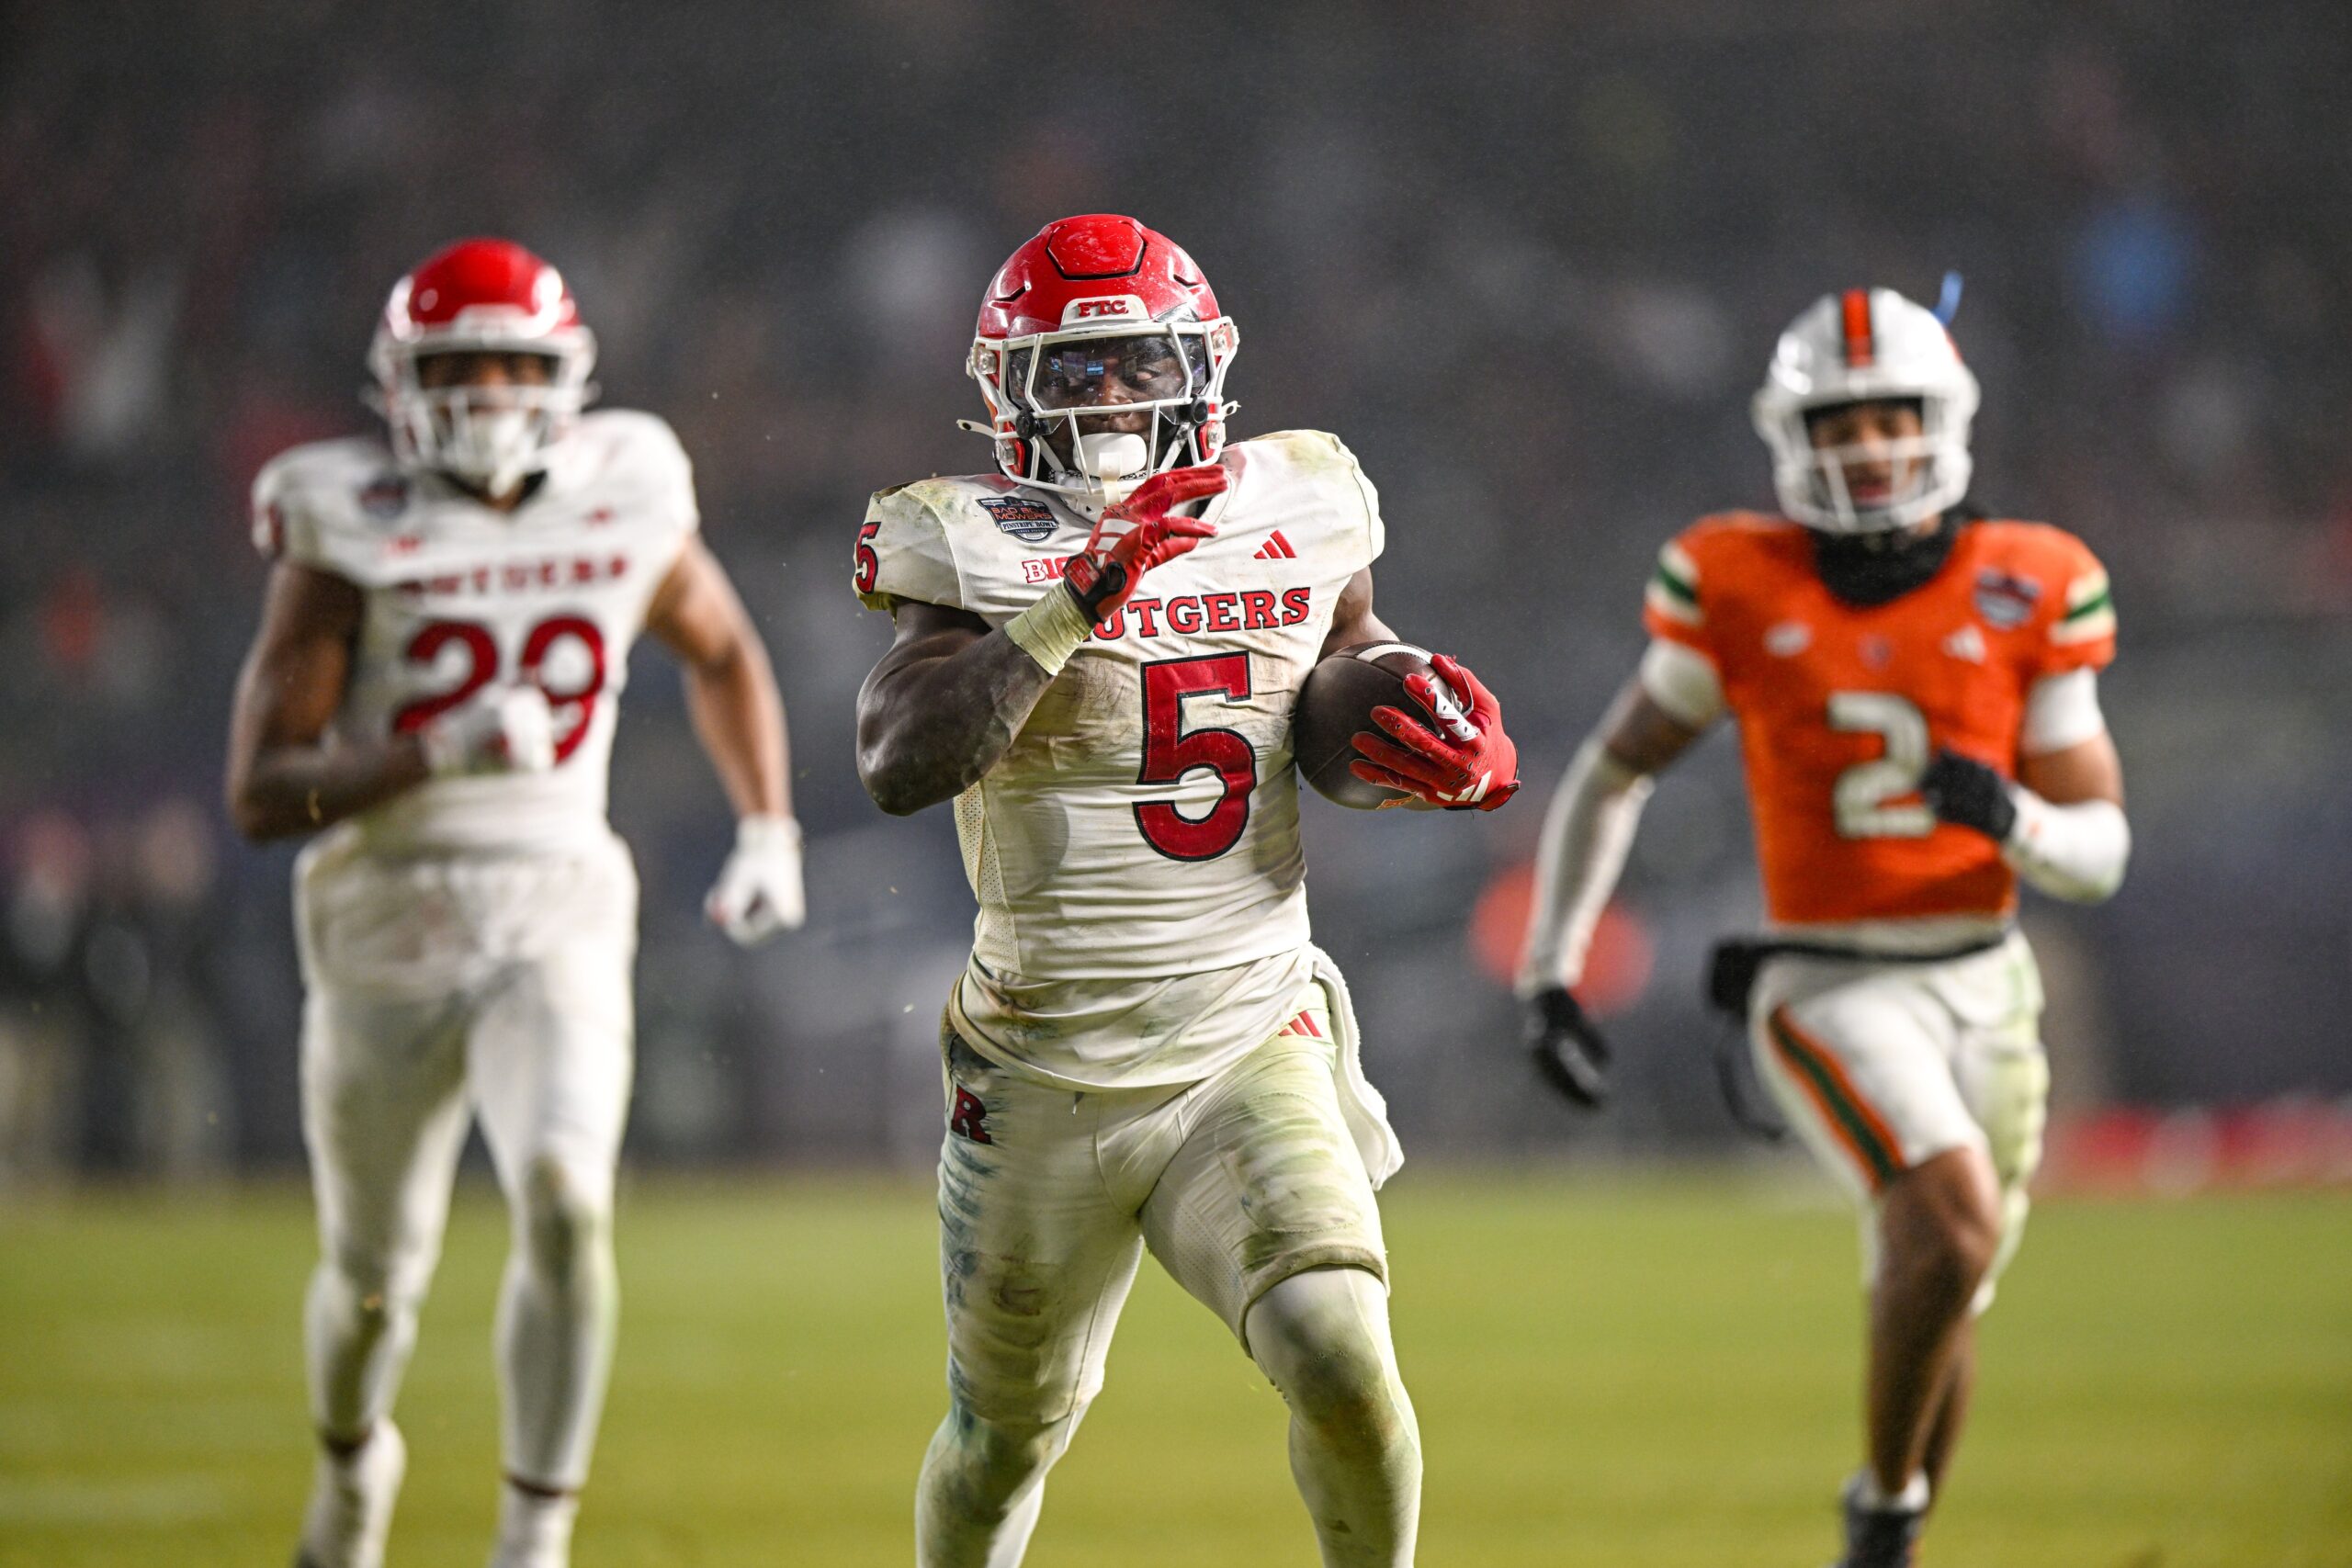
[1515,739,1655,995]
[2004,790,2131,903]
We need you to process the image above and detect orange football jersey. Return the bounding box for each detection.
[1644,512,2116,925]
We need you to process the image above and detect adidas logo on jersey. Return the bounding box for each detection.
[1252,530,1297,560]
[1944,625,1987,663]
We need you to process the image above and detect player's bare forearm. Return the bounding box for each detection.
[2018,728,2124,808]
[1595,676,1706,777]
[856,602,1055,817]
[1318,566,1397,660]
[681,643,790,818]
[225,562,426,840]
[229,731,432,841]
[649,541,792,819]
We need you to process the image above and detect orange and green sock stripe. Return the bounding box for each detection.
[1767,1007,1904,1190]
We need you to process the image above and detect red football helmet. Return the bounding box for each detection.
[964,215,1238,502]
[367,238,597,494]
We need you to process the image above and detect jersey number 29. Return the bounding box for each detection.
[393,615,608,763]
[1136,654,1256,861]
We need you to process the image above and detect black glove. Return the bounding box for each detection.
[1917,749,2017,842]
[1524,986,1611,1108]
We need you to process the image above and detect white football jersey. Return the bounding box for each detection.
[856,429,1383,1086]
[253,411,699,854]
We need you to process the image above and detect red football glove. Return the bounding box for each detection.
[1349,653,1521,810]
[1063,466,1227,621]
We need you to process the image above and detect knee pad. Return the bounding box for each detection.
[1249,1269,1402,1434]
[516,1156,612,1281]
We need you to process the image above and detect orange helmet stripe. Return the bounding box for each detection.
[1840,288,1875,368]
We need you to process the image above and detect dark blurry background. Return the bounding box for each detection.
[4,0,2347,1184]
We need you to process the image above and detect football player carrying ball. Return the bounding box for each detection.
[854,213,1519,1568]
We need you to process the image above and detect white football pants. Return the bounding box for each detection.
[293,827,636,1491]
[1749,930,2050,1314]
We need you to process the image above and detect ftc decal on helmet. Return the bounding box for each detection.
[1750,287,1980,535]
[960,214,1239,504]
[368,238,599,498]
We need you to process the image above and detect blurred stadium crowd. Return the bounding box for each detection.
[5,0,2347,1181]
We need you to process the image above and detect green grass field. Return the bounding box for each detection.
[1,1170,2345,1567]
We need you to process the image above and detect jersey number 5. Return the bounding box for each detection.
[393,615,608,763]
[1828,691,1933,839]
[1136,654,1256,861]
[854,521,881,595]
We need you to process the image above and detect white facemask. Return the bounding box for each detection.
[403,386,570,501]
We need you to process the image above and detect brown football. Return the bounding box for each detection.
[1293,642,1442,809]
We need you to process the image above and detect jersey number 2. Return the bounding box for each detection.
[393,615,607,763]
[1136,654,1256,861]
[1828,691,1933,839]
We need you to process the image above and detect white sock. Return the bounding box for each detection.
[493,1481,579,1564]
[1853,1469,1931,1512]
[300,1419,405,1568]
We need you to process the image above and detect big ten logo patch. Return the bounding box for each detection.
[949,1088,993,1145]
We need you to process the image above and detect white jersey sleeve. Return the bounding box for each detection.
[1254,427,1384,573]
[854,480,967,612]
[252,436,410,582]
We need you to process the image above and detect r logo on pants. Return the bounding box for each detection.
[949,1088,993,1145]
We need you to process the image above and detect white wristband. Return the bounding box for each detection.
[2003,791,2130,904]
[1002,584,1095,676]
[736,814,801,854]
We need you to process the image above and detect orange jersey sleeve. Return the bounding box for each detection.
[1680,514,2114,927]
[1641,529,1716,660]
[2023,528,2117,678]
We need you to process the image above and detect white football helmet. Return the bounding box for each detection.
[1750,288,1979,533]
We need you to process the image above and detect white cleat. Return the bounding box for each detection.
[293,1421,406,1568]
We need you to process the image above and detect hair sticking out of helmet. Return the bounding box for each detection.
[1749,287,1980,535]
[368,238,597,498]
[964,215,1238,505]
